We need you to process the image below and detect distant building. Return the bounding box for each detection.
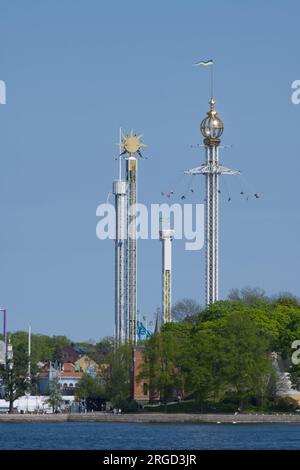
[57,363,83,395]
[131,347,150,403]
[74,355,98,377]
[131,347,182,404]
[38,353,100,396]
[38,361,83,395]
[62,345,95,364]
[0,395,77,414]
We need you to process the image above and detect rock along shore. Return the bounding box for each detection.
[1,413,300,424]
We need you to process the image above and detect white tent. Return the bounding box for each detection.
[0,395,76,413]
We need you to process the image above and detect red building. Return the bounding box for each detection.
[131,347,149,403]
[131,346,184,404]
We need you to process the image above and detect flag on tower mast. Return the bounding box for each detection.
[193,59,215,99]
[193,59,214,66]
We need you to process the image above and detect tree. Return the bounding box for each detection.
[46,376,63,413]
[4,331,72,368]
[1,364,26,413]
[140,300,278,409]
[50,336,72,362]
[0,338,27,413]
[141,334,177,404]
[228,286,268,305]
[171,298,201,322]
[75,374,107,411]
[94,337,114,364]
[272,293,300,307]
[103,344,132,407]
[289,365,300,390]
[139,322,194,404]
[2,290,300,414]
[213,311,274,407]
[188,327,225,403]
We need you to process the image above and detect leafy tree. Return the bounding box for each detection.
[211,311,273,407]
[50,336,72,362]
[272,293,300,307]
[46,376,63,413]
[75,374,106,399]
[228,287,268,305]
[187,327,225,403]
[171,298,201,322]
[6,331,72,368]
[139,331,185,404]
[140,303,276,408]
[289,365,300,390]
[1,363,27,413]
[103,344,132,406]
[75,374,107,410]
[94,337,114,364]
[3,289,300,413]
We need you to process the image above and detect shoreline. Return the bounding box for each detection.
[1,413,300,424]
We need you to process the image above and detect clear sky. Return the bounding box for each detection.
[0,0,299,341]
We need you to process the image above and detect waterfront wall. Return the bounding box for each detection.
[1,413,300,424]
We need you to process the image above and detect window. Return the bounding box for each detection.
[143,383,148,396]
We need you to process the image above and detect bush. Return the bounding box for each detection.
[113,398,139,413]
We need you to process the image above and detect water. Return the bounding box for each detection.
[0,423,300,449]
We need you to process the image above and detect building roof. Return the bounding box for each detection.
[58,371,83,378]
[63,345,94,355]
[38,361,83,380]
[63,362,75,372]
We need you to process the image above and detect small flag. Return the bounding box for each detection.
[193,59,214,66]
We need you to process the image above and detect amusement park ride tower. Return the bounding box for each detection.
[114,131,146,345]
[186,97,239,305]
[112,176,127,347]
[160,229,175,323]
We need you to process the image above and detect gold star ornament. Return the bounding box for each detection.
[119,130,147,155]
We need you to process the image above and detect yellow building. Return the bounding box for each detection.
[74,355,99,376]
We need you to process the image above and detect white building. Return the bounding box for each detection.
[0,395,77,414]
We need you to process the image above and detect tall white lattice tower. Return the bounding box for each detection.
[186,98,239,305]
[113,129,127,346]
[126,155,137,343]
[160,229,175,323]
[113,178,127,346]
[119,130,146,344]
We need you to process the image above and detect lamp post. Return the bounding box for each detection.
[0,308,6,346]
[0,309,7,362]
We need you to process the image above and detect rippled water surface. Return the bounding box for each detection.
[1,422,300,449]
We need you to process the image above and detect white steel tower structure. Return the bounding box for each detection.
[113,178,127,346]
[118,131,146,344]
[185,98,239,305]
[160,229,175,323]
[126,155,137,343]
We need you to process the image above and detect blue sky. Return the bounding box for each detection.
[0,0,299,341]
